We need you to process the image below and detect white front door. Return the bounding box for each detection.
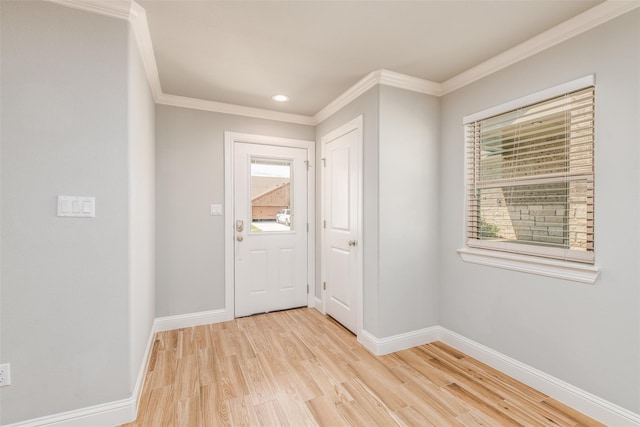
[233,142,308,317]
[322,117,362,334]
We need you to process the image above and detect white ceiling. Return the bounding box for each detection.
[136,0,605,117]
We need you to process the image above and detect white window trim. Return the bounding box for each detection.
[463,75,595,124]
[459,75,601,284]
[458,247,600,284]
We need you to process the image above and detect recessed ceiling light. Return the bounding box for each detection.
[272,94,289,102]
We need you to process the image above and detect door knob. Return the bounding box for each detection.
[348,240,358,247]
[237,235,243,242]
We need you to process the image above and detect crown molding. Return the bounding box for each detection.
[46,1,163,101]
[157,93,316,126]
[45,0,132,21]
[129,2,163,100]
[313,70,380,124]
[441,0,640,95]
[45,0,315,125]
[378,69,442,97]
[46,0,639,126]
[312,0,639,122]
[313,69,440,124]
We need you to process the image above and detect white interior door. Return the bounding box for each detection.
[234,142,308,317]
[322,118,362,334]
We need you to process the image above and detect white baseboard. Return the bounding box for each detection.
[3,327,159,427]
[7,314,638,427]
[358,326,440,356]
[313,297,323,313]
[128,319,157,420]
[3,309,229,427]
[439,327,640,427]
[357,324,639,426]
[154,308,227,332]
[3,398,137,427]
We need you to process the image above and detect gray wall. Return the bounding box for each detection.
[315,87,381,334]
[127,28,156,390]
[439,10,640,413]
[1,2,131,423]
[1,0,638,423]
[315,86,440,337]
[378,86,440,337]
[155,105,314,317]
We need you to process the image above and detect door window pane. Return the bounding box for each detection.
[250,158,292,232]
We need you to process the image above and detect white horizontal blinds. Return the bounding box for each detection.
[466,121,481,242]
[466,86,595,264]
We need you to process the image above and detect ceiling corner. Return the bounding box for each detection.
[378,70,442,97]
[313,71,381,125]
[313,70,443,125]
[157,94,316,126]
[44,0,640,126]
[45,0,133,21]
[129,1,163,100]
[441,0,640,95]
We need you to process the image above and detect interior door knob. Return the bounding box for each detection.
[237,235,243,242]
[348,240,358,247]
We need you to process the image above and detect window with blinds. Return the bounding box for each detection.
[465,86,595,264]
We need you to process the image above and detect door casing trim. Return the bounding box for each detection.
[319,115,364,336]
[224,132,316,320]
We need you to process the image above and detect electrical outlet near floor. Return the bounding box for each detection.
[0,363,11,386]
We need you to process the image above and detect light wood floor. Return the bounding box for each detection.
[121,308,603,426]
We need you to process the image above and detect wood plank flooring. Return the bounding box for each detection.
[121,308,603,426]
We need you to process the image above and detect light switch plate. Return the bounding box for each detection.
[58,196,95,218]
[210,204,223,216]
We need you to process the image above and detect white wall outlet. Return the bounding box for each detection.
[0,363,11,387]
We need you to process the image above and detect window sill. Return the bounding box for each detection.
[457,248,601,284]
